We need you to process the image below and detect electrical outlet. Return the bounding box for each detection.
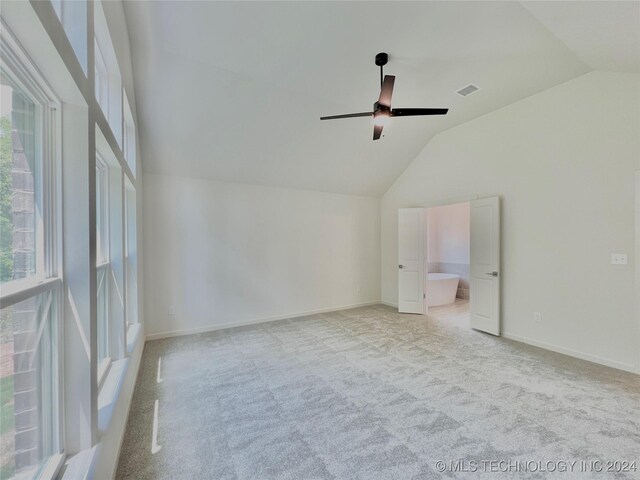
[168,306,176,316]
[356,285,361,294]
[534,312,542,323]
[611,253,628,265]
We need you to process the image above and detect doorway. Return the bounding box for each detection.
[397,197,501,336]
[425,202,471,327]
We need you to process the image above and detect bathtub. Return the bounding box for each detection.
[427,273,460,307]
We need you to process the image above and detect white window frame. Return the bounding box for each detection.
[0,21,64,480]
[124,182,137,328]
[95,154,111,388]
[95,155,109,265]
[96,258,111,389]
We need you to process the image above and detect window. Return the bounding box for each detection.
[51,0,88,75]
[122,90,136,174]
[94,2,122,146]
[0,73,42,285]
[124,183,137,326]
[0,41,63,479]
[96,156,110,379]
[95,156,108,265]
[123,121,135,173]
[0,292,61,479]
[3,4,142,478]
[94,39,108,116]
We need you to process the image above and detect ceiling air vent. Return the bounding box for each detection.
[457,84,479,97]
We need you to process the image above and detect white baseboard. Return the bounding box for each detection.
[145,302,639,375]
[502,331,639,375]
[145,301,381,341]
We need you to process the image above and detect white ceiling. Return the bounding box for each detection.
[123,1,637,197]
[522,1,640,74]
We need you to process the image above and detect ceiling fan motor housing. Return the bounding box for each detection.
[373,101,391,117]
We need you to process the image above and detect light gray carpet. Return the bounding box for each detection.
[117,303,640,479]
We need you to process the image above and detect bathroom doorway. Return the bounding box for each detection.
[425,202,471,327]
[398,196,501,335]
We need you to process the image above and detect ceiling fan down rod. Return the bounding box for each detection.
[375,52,389,88]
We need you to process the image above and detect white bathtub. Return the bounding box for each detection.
[427,273,460,307]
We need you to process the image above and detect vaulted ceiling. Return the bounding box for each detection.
[124,1,639,197]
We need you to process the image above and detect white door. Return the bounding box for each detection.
[398,208,426,314]
[470,197,501,335]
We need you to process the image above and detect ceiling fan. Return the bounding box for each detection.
[320,53,449,140]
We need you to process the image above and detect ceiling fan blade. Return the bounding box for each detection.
[391,108,449,117]
[373,124,383,140]
[378,75,395,108]
[320,112,372,120]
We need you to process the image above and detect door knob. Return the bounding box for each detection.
[398,265,404,269]
[485,271,498,277]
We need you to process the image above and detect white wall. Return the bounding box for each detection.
[427,202,470,264]
[382,71,640,373]
[144,173,381,338]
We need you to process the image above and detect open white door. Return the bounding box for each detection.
[398,208,426,314]
[470,197,501,335]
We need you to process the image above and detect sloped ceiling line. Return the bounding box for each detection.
[124,1,636,197]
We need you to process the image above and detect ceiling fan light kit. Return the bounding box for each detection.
[320,52,449,140]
